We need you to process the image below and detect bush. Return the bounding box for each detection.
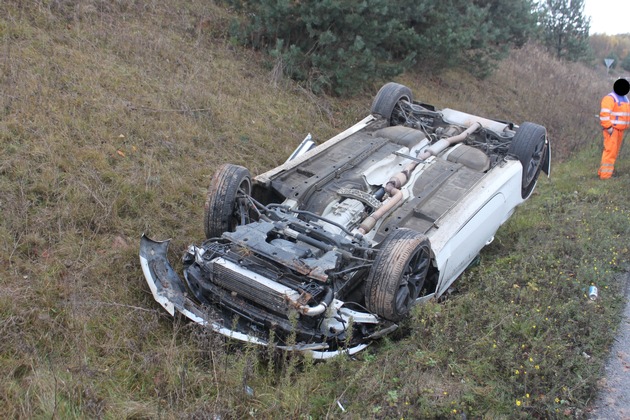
[226,0,537,94]
[227,0,417,95]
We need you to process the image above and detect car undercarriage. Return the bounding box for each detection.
[140,82,550,358]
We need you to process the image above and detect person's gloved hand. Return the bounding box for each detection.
[606,127,614,134]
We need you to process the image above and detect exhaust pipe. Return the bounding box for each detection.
[358,122,482,235]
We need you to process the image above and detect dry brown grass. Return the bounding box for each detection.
[0,2,343,417]
[1,1,627,418]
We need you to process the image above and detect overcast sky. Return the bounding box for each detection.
[583,0,630,35]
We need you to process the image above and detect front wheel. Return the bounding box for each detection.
[365,228,432,322]
[509,122,548,199]
[204,164,253,239]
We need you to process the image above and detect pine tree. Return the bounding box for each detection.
[228,0,419,95]
[226,0,539,94]
[538,0,591,62]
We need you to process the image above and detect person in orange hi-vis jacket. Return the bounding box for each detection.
[598,78,630,179]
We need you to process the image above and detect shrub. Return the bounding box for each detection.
[226,0,538,94]
[227,0,418,95]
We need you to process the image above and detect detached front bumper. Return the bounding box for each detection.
[139,234,371,359]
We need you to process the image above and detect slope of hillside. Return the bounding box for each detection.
[1,2,627,418]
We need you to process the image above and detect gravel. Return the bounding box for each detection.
[588,271,630,420]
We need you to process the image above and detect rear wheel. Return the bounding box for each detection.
[365,228,431,322]
[371,83,414,126]
[509,122,547,198]
[204,164,252,239]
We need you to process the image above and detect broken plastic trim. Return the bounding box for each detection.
[139,234,370,359]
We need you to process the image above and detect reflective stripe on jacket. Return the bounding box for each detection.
[600,92,630,131]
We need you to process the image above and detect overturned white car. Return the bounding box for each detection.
[140,82,550,359]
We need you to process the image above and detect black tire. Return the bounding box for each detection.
[204,164,252,239]
[508,122,548,199]
[365,228,432,322]
[370,82,414,125]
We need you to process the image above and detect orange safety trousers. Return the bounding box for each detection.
[598,129,624,179]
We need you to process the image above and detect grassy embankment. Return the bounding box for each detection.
[1,2,628,418]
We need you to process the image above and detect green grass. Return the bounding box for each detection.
[1,1,628,418]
